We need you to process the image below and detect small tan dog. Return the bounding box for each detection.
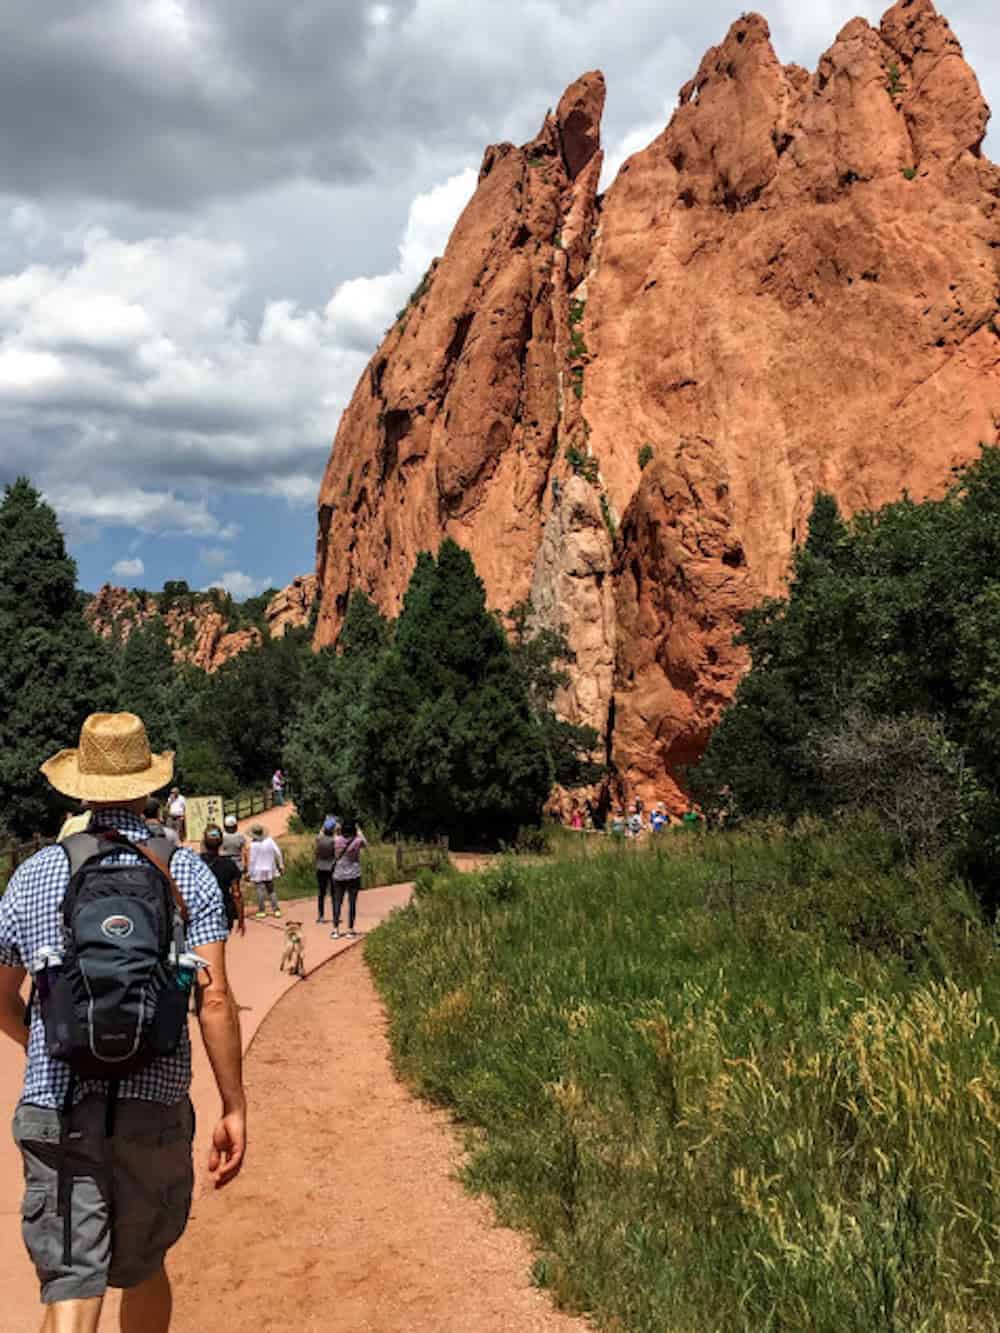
[279,920,306,978]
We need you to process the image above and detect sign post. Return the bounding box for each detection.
[185,795,224,847]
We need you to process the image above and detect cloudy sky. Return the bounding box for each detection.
[0,0,995,598]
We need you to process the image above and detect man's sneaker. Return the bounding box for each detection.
[254,911,267,920]
[316,916,326,924]
[273,908,282,918]
[346,930,358,938]
[330,928,341,939]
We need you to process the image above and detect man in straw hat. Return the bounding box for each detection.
[0,713,246,1333]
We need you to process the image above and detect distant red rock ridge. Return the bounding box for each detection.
[87,574,317,673]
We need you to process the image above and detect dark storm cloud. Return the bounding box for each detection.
[0,1,994,211]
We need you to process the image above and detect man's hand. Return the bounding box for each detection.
[208,1108,246,1189]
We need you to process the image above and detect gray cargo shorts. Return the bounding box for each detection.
[13,1095,195,1304]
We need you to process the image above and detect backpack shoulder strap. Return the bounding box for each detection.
[134,837,189,926]
[61,832,104,880]
[146,835,176,866]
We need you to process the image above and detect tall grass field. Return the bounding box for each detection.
[366,820,999,1332]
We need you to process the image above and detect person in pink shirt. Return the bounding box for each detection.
[330,819,366,939]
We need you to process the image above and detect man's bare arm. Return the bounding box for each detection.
[0,965,28,1052]
[194,940,246,1187]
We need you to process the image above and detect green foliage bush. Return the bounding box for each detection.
[637,443,654,471]
[564,445,598,484]
[367,820,999,1332]
[691,449,1000,902]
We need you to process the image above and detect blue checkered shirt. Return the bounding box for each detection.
[0,808,228,1109]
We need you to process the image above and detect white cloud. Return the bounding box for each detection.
[206,569,274,599]
[45,484,230,538]
[111,556,144,577]
[0,170,475,539]
[199,546,230,567]
[324,167,476,351]
[602,119,671,190]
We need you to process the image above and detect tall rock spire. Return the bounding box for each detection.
[313,2,1000,812]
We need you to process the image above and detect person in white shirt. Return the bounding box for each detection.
[167,787,187,841]
[248,823,284,919]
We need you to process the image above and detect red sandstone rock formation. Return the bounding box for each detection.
[265,574,317,637]
[314,0,1000,811]
[87,574,316,672]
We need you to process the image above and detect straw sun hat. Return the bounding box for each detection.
[40,712,174,802]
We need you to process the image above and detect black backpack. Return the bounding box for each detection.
[35,830,192,1085]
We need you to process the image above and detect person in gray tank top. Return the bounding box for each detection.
[221,814,247,874]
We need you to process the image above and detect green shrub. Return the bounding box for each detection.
[637,443,654,471]
[902,166,917,181]
[691,450,1000,903]
[564,446,598,484]
[599,493,616,540]
[886,62,905,97]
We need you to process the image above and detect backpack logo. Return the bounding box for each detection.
[101,914,135,940]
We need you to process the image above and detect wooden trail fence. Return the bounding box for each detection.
[393,834,450,876]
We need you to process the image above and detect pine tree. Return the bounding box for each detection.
[0,478,116,837]
[284,592,391,826]
[362,540,552,841]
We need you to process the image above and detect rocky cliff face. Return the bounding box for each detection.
[87,575,315,672]
[265,574,318,638]
[315,0,1000,811]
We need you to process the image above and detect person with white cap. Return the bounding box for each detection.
[0,712,246,1333]
[221,812,248,876]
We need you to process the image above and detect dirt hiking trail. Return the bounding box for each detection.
[169,945,587,1332]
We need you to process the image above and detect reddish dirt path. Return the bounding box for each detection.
[168,946,588,1333]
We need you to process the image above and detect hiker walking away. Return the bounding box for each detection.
[314,816,339,924]
[0,712,245,1333]
[166,786,187,841]
[271,769,285,807]
[201,824,245,937]
[248,823,283,919]
[221,813,248,875]
[331,819,366,940]
[146,795,180,848]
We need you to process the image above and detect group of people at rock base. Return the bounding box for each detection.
[315,815,367,938]
[0,711,246,1333]
[569,796,702,836]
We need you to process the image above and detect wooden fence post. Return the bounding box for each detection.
[395,835,402,871]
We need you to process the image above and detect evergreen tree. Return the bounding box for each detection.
[0,478,116,836]
[283,591,391,826]
[689,447,1000,891]
[195,627,314,787]
[361,540,552,841]
[507,605,603,789]
[116,617,179,752]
